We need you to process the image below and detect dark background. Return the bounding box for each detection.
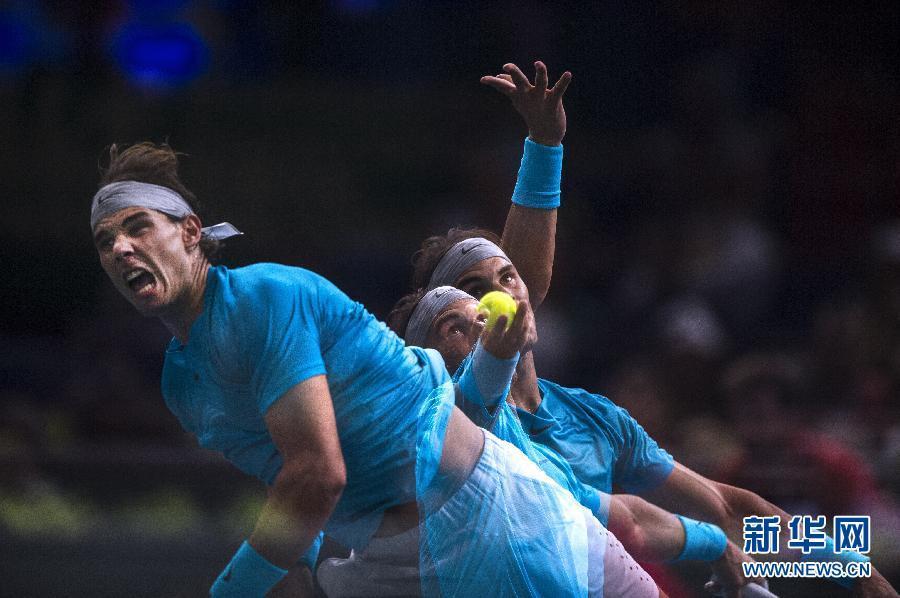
[1,1,898,596]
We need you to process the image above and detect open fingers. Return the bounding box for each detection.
[503,63,533,91]
[534,61,549,91]
[548,71,572,102]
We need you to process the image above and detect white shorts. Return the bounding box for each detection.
[319,431,659,597]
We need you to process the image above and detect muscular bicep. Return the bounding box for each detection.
[501,205,557,308]
[265,375,345,479]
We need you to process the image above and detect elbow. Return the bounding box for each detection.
[608,498,652,561]
[316,458,347,507]
[277,457,346,515]
[326,461,347,501]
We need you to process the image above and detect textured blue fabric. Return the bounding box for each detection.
[418,431,590,597]
[210,540,287,598]
[451,353,610,526]
[300,533,323,570]
[672,515,727,562]
[456,340,517,408]
[161,264,452,550]
[517,379,675,494]
[530,442,610,526]
[511,138,563,209]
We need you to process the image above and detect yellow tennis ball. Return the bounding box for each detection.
[477,291,518,331]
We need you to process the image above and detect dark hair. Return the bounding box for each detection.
[386,288,427,338]
[410,227,501,289]
[98,142,221,261]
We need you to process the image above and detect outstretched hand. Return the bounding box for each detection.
[481,61,572,146]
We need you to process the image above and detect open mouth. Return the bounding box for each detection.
[124,268,156,295]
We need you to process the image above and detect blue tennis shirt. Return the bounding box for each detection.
[161,263,450,549]
[517,379,675,495]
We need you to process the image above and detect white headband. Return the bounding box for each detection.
[404,286,475,348]
[90,181,242,240]
[427,237,510,290]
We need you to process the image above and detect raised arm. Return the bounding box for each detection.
[211,375,346,597]
[482,61,571,308]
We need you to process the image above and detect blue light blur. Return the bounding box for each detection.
[110,21,209,90]
[0,10,35,75]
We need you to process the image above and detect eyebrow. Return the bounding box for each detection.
[93,211,152,244]
[122,211,151,227]
[456,263,514,288]
[455,273,484,289]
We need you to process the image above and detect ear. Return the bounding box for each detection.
[181,214,203,250]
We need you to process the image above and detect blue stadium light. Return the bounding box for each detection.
[0,9,35,75]
[110,21,209,90]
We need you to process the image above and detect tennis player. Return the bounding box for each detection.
[395,61,896,597]
[319,285,763,597]
[90,141,662,597]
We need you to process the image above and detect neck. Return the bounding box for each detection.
[161,259,210,344]
[508,352,542,413]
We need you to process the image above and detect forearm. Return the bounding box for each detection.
[609,494,684,562]
[644,465,786,547]
[502,205,557,307]
[500,139,561,308]
[456,340,518,410]
[212,472,337,598]
[249,464,343,569]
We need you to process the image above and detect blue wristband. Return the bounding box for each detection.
[672,515,728,562]
[511,137,563,209]
[210,540,288,598]
[457,340,518,409]
[799,536,870,589]
[298,532,323,570]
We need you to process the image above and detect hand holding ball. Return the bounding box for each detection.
[477,291,518,331]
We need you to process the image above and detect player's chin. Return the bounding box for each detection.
[128,290,166,316]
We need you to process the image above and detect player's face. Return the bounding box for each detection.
[426,298,487,372]
[93,207,198,316]
[454,257,530,305]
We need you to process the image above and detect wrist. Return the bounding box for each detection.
[671,515,728,562]
[527,133,562,147]
[458,339,518,407]
[512,137,563,209]
[211,540,288,598]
